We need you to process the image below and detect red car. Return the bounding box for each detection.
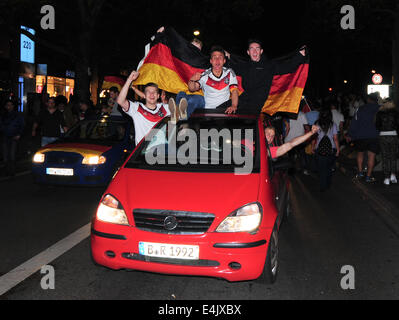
[90,113,291,283]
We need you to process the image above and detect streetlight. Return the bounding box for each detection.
[344,80,348,84]
[371,70,376,74]
[193,30,200,37]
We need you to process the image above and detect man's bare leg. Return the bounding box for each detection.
[367,151,376,177]
[357,151,364,173]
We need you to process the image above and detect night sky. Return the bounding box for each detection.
[3,0,397,99]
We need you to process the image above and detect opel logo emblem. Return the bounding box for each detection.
[164,216,178,231]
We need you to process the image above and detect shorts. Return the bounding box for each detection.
[354,138,379,154]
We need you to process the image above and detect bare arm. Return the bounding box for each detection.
[276,125,319,158]
[131,86,145,99]
[117,71,140,112]
[225,89,239,114]
[333,134,340,156]
[188,72,202,92]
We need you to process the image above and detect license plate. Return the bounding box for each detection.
[139,242,199,260]
[46,168,74,176]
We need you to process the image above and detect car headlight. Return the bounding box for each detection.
[82,155,106,165]
[216,203,262,233]
[96,194,129,226]
[33,153,45,163]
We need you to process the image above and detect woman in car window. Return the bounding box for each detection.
[265,125,319,159]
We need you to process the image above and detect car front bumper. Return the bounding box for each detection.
[90,220,271,282]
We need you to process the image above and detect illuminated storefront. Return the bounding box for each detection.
[36,75,75,100]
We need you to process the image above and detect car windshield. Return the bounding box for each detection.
[126,116,260,174]
[63,117,128,144]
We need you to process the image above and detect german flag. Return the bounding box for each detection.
[102,76,126,91]
[261,54,309,116]
[135,27,308,115]
[134,27,210,95]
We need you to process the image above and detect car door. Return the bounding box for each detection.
[264,129,288,230]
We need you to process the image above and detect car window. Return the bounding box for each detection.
[65,118,128,143]
[127,117,260,174]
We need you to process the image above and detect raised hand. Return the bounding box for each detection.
[128,70,140,82]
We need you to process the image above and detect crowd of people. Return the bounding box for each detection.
[1,26,398,191]
[278,91,399,190]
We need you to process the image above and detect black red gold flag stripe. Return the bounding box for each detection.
[134,27,308,115]
[134,28,209,95]
[262,61,309,115]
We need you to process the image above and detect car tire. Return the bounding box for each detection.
[258,225,279,284]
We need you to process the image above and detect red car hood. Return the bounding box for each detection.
[108,169,260,217]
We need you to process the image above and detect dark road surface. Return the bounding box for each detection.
[1,170,399,300]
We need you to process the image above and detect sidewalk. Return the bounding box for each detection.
[336,144,399,237]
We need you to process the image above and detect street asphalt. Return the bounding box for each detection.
[1,166,398,300]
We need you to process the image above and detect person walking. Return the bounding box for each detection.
[375,99,399,185]
[348,93,380,182]
[312,108,339,192]
[0,100,25,176]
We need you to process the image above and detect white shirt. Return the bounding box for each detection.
[198,67,238,109]
[331,109,344,132]
[285,112,308,143]
[124,101,170,145]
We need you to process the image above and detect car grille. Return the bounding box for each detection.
[46,152,82,165]
[133,209,215,235]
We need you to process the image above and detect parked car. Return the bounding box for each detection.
[32,115,134,186]
[90,113,291,282]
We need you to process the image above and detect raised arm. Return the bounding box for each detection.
[131,86,145,99]
[276,125,318,158]
[117,71,140,112]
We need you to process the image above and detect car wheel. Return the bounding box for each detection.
[258,225,279,284]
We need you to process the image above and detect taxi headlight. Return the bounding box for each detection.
[33,153,45,163]
[216,203,262,233]
[96,194,129,226]
[82,155,106,165]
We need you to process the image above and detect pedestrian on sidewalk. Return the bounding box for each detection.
[312,108,339,192]
[32,97,68,147]
[375,99,399,185]
[0,100,25,176]
[348,93,380,183]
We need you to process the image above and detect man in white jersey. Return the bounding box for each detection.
[170,46,240,121]
[117,70,170,145]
